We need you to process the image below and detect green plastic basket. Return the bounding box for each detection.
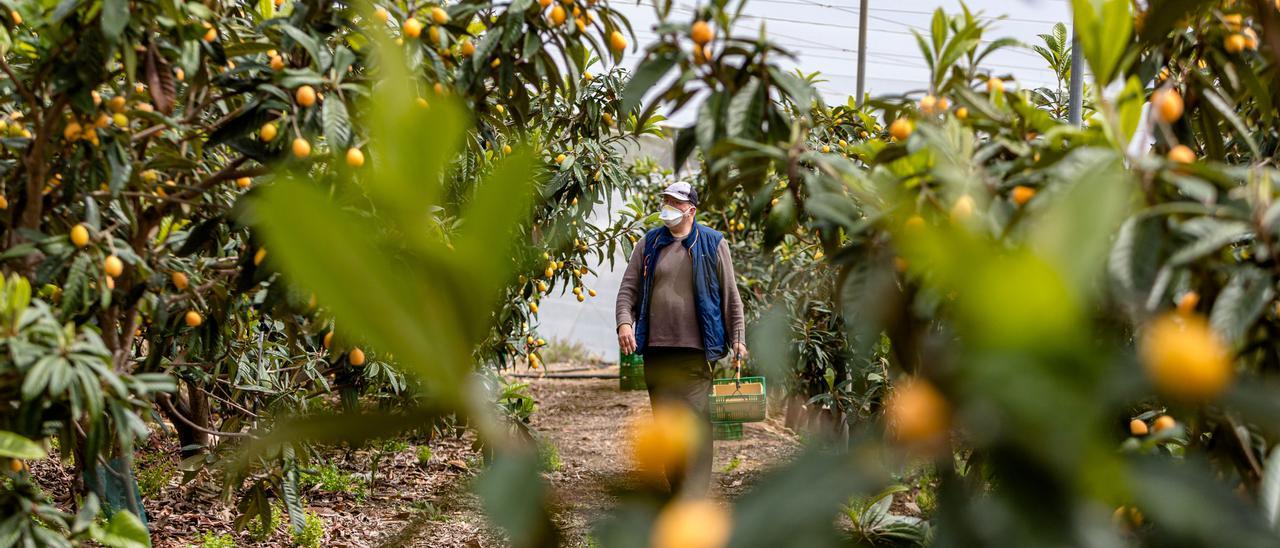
[619,352,646,391]
[709,376,766,422]
[712,421,743,441]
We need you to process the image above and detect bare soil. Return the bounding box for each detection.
[28,365,801,547]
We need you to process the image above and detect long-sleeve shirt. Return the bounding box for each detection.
[615,232,745,351]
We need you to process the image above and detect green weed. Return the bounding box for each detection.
[193,531,236,548]
[291,510,325,548]
[721,456,742,474]
[538,438,562,473]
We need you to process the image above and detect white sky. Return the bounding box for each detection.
[604,0,1076,121]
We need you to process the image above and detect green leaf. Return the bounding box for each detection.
[1031,147,1136,295]
[521,31,543,62]
[1108,216,1164,301]
[1168,220,1251,266]
[1132,459,1280,546]
[59,253,91,317]
[282,447,305,534]
[769,67,813,113]
[472,31,500,72]
[222,41,277,57]
[256,180,469,399]
[726,78,761,139]
[912,31,935,74]
[106,141,132,196]
[73,493,102,534]
[1115,76,1144,146]
[94,510,150,548]
[100,0,128,41]
[1199,87,1260,158]
[322,98,352,150]
[930,9,946,54]
[696,93,721,156]
[447,147,538,321]
[21,355,57,401]
[620,51,677,117]
[475,451,558,546]
[1263,446,1280,534]
[729,448,884,547]
[1071,0,1132,86]
[0,431,47,459]
[332,47,356,79]
[280,24,328,70]
[1136,0,1205,44]
[1209,265,1274,347]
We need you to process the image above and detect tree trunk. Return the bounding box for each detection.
[784,393,807,431]
[163,382,211,458]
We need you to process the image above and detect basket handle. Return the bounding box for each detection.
[733,352,742,388]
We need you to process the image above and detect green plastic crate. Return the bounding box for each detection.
[709,376,766,422]
[712,421,743,441]
[620,352,646,391]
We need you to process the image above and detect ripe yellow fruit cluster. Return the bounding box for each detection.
[62,116,103,146]
[1176,291,1199,316]
[651,499,731,548]
[888,118,912,141]
[295,85,317,107]
[70,224,91,247]
[104,255,124,278]
[404,18,423,38]
[1140,314,1232,401]
[690,20,714,45]
[346,147,365,167]
[1129,414,1176,437]
[630,403,701,482]
[950,195,975,222]
[570,285,597,302]
[885,378,949,445]
[1011,185,1036,207]
[1168,145,1195,164]
[609,31,626,52]
[293,137,311,158]
[1152,88,1183,124]
[918,94,949,116]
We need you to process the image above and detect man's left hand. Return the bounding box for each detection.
[733,342,749,361]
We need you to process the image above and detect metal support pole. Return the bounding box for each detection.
[1068,30,1084,126]
[856,0,868,106]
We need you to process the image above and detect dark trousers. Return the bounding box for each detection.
[643,346,713,496]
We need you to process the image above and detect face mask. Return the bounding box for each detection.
[659,205,686,228]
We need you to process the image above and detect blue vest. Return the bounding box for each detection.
[633,222,729,362]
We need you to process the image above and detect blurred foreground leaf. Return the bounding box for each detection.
[475,451,560,548]
[728,447,887,548]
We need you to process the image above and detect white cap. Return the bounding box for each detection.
[661,181,699,205]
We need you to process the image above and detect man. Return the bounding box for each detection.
[615,181,747,495]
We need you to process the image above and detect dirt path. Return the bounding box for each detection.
[408,369,801,547]
[32,366,799,547]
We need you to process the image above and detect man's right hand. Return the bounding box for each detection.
[618,324,637,355]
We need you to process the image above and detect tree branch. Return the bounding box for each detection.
[157,393,253,438]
